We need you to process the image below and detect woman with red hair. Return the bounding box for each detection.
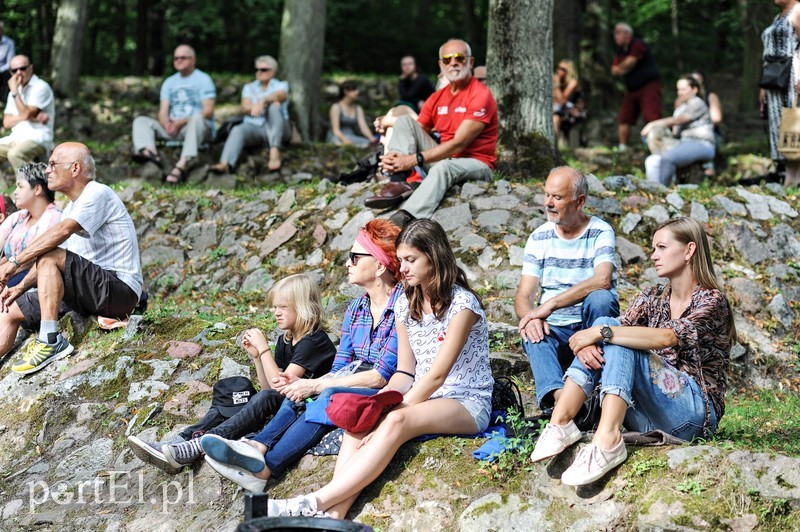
[200,219,403,493]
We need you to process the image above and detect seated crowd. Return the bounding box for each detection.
[0,34,736,523]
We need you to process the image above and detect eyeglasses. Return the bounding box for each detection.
[173,56,193,61]
[46,160,76,171]
[9,65,30,74]
[255,67,273,73]
[348,252,372,265]
[440,53,468,66]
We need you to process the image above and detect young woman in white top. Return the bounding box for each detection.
[266,219,494,518]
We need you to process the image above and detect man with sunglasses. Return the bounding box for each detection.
[365,39,498,229]
[211,55,290,174]
[0,55,54,176]
[0,142,142,375]
[132,44,216,183]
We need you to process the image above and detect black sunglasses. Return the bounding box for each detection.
[256,68,273,73]
[10,65,30,74]
[348,252,372,265]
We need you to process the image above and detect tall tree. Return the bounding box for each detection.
[553,0,583,63]
[487,0,555,177]
[50,0,89,97]
[279,0,326,141]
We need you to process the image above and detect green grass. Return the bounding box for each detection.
[715,390,800,456]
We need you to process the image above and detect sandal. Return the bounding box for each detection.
[164,166,188,185]
[268,157,282,172]
[132,148,163,168]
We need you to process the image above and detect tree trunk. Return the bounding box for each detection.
[50,0,89,97]
[135,0,149,74]
[279,0,326,141]
[487,0,555,177]
[738,0,769,112]
[671,0,683,72]
[553,0,583,63]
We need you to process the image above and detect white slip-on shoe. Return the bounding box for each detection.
[530,420,582,462]
[203,454,267,493]
[561,439,628,486]
[200,434,266,473]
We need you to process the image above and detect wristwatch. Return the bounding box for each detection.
[415,151,425,166]
[8,255,20,268]
[600,325,613,344]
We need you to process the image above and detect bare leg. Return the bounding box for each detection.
[553,114,561,138]
[312,399,477,516]
[551,378,588,425]
[784,160,800,188]
[618,123,630,147]
[0,303,26,357]
[244,440,272,480]
[35,249,67,322]
[590,394,625,450]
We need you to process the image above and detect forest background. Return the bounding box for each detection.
[1,0,773,121]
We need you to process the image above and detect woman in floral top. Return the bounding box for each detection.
[531,217,735,487]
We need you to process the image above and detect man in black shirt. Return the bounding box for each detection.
[397,55,435,111]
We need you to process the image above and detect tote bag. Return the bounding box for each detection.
[779,100,800,160]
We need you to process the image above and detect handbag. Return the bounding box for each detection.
[574,384,602,432]
[779,99,800,160]
[759,55,792,91]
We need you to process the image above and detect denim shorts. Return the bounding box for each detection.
[448,395,491,433]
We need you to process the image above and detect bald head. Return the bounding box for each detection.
[548,166,587,199]
[47,142,95,192]
[473,65,486,83]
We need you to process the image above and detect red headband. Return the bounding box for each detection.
[355,229,396,275]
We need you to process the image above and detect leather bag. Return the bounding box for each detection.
[760,55,792,91]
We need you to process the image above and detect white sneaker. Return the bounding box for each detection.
[530,420,582,462]
[200,434,266,473]
[268,494,321,517]
[204,454,267,493]
[561,439,628,486]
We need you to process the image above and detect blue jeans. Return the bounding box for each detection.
[565,317,718,440]
[644,138,715,186]
[522,289,619,408]
[251,387,378,476]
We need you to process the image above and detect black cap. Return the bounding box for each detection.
[212,376,258,417]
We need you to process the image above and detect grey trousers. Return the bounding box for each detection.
[388,115,493,219]
[0,140,46,171]
[132,113,211,159]
[219,105,291,167]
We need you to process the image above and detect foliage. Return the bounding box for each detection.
[481,408,542,480]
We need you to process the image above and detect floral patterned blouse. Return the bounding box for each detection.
[619,284,733,421]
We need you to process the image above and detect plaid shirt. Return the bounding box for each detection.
[332,284,401,382]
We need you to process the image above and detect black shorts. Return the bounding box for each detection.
[17,250,139,329]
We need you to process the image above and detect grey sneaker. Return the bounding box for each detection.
[127,435,182,475]
[163,437,204,469]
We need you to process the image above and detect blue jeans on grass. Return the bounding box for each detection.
[523,289,619,409]
[251,386,378,476]
[565,317,717,440]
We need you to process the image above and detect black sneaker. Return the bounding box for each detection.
[127,435,183,475]
[163,437,204,469]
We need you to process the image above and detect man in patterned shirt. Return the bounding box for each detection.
[514,166,619,414]
[0,142,143,375]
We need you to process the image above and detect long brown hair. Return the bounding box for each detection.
[396,219,481,321]
[655,217,736,343]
